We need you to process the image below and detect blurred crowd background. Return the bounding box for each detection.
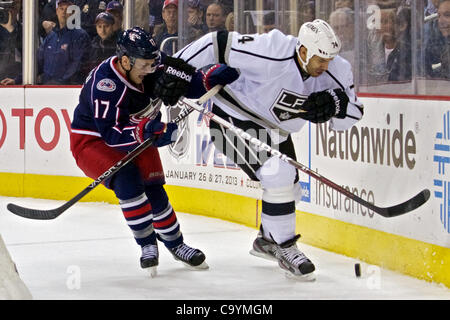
[0,0,448,96]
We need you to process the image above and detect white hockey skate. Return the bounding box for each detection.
[140,244,159,277]
[169,243,209,270]
[275,235,316,281]
[249,226,278,262]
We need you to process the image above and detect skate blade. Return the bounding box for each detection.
[284,271,316,282]
[249,249,278,262]
[144,266,157,278]
[182,260,209,270]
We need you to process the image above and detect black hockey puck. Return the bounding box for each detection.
[354,263,361,277]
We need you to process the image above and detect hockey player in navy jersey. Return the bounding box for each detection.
[70,27,208,276]
[172,19,364,280]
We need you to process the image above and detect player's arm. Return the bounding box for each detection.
[296,61,363,128]
[175,30,291,79]
[90,87,140,152]
[152,53,198,105]
[174,30,296,98]
[168,32,246,98]
[92,90,176,151]
[152,51,238,101]
[173,32,218,67]
[328,83,364,131]
[157,30,291,101]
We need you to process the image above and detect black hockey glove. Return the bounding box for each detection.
[298,89,349,124]
[154,56,196,106]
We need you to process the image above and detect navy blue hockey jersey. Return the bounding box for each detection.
[71,56,163,152]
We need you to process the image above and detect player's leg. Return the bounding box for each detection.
[71,134,158,276]
[209,107,315,279]
[111,163,159,275]
[144,184,208,269]
[255,154,315,280]
[134,147,208,269]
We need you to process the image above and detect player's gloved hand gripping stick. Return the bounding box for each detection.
[6,85,223,220]
[179,96,430,218]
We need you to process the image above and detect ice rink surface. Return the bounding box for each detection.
[0,196,449,301]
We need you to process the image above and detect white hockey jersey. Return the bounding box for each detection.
[175,29,363,137]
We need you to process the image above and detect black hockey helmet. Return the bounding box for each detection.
[116,27,160,61]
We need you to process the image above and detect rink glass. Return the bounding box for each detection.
[2,0,447,96]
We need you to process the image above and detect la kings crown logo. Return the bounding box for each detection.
[271,89,308,122]
[166,102,190,159]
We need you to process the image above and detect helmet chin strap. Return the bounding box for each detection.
[118,55,135,82]
[296,48,311,75]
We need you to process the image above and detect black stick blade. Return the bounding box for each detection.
[376,189,430,218]
[7,203,65,220]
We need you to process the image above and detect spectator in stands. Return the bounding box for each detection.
[205,1,227,32]
[217,0,233,15]
[425,0,450,78]
[298,1,315,25]
[40,0,58,40]
[329,7,355,67]
[149,0,164,36]
[425,0,440,16]
[373,0,400,9]
[135,0,151,32]
[365,8,397,83]
[386,7,412,81]
[199,0,213,9]
[424,0,440,49]
[106,0,123,37]
[440,0,450,66]
[74,0,111,39]
[262,11,276,33]
[441,41,450,77]
[0,0,22,85]
[37,0,91,85]
[186,0,207,43]
[334,0,354,9]
[225,12,234,31]
[81,11,116,75]
[364,6,413,83]
[40,1,113,40]
[154,0,178,55]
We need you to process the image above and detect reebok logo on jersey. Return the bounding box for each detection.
[166,66,193,82]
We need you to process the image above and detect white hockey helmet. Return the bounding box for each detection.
[296,19,341,70]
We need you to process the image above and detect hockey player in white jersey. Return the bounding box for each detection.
[173,19,364,280]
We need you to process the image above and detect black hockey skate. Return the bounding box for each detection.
[275,235,316,281]
[169,243,209,270]
[249,226,278,262]
[140,244,159,277]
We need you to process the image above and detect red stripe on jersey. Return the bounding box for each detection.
[123,203,152,219]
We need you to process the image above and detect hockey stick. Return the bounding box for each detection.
[6,85,222,220]
[180,97,430,218]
